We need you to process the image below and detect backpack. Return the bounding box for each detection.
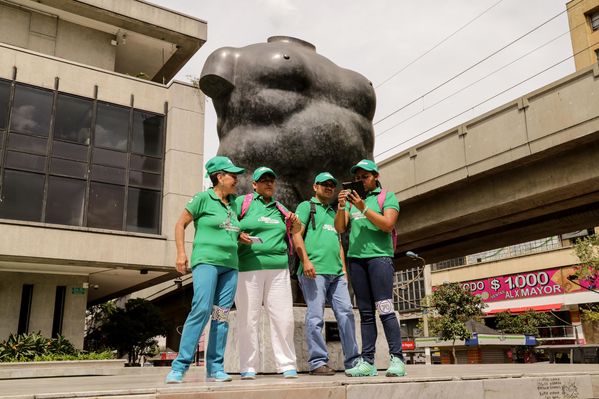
[377,189,398,251]
[239,193,294,255]
[350,189,398,251]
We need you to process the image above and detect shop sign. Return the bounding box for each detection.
[401,341,415,350]
[458,266,593,302]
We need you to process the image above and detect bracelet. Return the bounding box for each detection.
[361,205,369,215]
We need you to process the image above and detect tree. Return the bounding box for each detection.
[495,311,554,335]
[573,235,599,288]
[101,299,168,365]
[84,301,117,353]
[429,282,486,364]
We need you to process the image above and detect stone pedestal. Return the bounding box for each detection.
[221,307,397,373]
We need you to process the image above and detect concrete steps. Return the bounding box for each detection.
[0,364,597,399]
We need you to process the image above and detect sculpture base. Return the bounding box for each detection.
[222,306,397,373]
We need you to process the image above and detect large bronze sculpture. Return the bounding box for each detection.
[199,36,376,208]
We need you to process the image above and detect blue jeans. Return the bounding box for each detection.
[299,274,360,370]
[348,257,404,364]
[171,264,238,375]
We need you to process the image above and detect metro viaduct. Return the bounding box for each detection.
[379,63,599,267]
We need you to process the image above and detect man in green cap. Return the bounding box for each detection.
[293,172,360,375]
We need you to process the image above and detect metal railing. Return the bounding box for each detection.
[537,325,576,340]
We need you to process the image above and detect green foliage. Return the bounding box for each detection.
[580,305,599,322]
[99,298,167,365]
[429,282,486,364]
[84,301,117,353]
[573,235,599,281]
[495,311,554,335]
[33,351,114,362]
[0,332,104,363]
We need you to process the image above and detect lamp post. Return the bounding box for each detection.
[406,251,432,365]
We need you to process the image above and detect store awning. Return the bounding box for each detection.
[485,303,562,315]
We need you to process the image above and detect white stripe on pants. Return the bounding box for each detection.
[236,268,297,373]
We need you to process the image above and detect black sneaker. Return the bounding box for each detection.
[309,365,335,376]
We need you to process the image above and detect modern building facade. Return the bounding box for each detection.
[0,0,206,348]
[568,0,599,70]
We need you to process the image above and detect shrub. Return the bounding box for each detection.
[0,332,111,362]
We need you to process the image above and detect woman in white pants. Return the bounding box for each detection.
[235,167,301,379]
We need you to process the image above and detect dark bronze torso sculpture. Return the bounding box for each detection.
[200,36,376,208]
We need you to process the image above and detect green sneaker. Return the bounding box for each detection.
[344,358,378,377]
[385,355,406,377]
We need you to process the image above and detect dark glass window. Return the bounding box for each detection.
[126,188,160,234]
[591,11,599,31]
[87,182,124,230]
[0,88,163,233]
[129,171,161,190]
[130,154,162,173]
[5,151,45,172]
[54,94,92,144]
[50,158,87,179]
[91,164,125,185]
[10,85,52,136]
[8,133,48,154]
[46,176,85,226]
[18,284,34,334]
[52,140,88,162]
[132,111,164,156]
[0,80,10,130]
[94,102,129,151]
[51,286,66,338]
[0,169,44,221]
[93,147,127,168]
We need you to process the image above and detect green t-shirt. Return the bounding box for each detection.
[346,187,399,258]
[296,198,343,276]
[235,193,289,272]
[186,188,241,269]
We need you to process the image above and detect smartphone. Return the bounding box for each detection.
[342,181,367,199]
[248,236,264,244]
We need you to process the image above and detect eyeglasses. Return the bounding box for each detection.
[318,182,336,188]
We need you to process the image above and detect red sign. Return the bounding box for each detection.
[458,266,593,303]
[402,341,415,350]
[160,352,177,360]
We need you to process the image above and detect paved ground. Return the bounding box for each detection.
[1,363,598,398]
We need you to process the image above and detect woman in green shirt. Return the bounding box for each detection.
[166,156,248,384]
[334,159,406,378]
[235,167,301,379]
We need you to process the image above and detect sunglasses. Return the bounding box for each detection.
[318,182,336,188]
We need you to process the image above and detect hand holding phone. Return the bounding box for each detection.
[248,236,264,244]
[341,181,366,200]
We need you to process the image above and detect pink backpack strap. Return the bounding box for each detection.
[275,201,294,255]
[240,193,253,219]
[378,189,398,251]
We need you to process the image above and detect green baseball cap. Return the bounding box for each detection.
[252,166,277,181]
[314,172,338,186]
[350,159,379,174]
[205,156,245,177]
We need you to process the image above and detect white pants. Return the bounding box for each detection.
[236,268,297,373]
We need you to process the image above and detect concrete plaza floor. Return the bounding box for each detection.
[1,363,598,399]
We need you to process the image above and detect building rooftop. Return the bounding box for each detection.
[3,0,207,83]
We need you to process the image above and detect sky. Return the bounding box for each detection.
[151,0,576,165]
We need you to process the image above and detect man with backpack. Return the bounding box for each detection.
[292,172,360,375]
